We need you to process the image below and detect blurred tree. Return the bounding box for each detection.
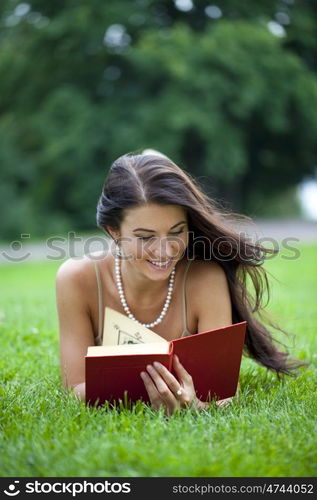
[127,20,317,212]
[0,0,316,238]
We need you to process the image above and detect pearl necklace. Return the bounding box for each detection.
[115,256,176,328]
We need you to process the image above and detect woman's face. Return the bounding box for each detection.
[110,203,189,277]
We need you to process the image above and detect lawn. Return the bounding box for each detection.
[0,243,316,477]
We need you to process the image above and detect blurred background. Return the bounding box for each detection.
[1,0,317,254]
[1,2,316,478]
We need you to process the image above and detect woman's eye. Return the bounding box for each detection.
[137,230,184,241]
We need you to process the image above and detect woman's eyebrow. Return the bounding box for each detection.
[132,220,187,233]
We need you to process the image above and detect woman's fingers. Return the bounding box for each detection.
[145,364,177,403]
[172,354,193,385]
[140,358,198,414]
[151,361,182,396]
[216,397,232,408]
[149,361,194,406]
[149,356,191,390]
[140,371,162,408]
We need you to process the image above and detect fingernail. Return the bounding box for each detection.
[153,361,161,369]
[146,364,153,371]
[140,372,145,378]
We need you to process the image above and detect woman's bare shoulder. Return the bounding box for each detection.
[189,259,232,328]
[189,259,226,284]
[56,256,88,283]
[55,251,109,287]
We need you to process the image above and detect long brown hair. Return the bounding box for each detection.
[96,151,307,377]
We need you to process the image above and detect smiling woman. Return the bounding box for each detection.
[55,150,307,416]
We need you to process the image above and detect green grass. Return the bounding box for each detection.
[0,244,316,477]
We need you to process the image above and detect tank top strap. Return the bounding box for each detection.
[180,260,192,338]
[93,259,104,346]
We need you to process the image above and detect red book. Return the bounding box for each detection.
[85,318,247,407]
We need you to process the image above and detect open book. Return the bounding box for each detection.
[85,307,247,407]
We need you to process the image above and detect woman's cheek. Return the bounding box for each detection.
[119,242,137,261]
[134,240,147,261]
[174,234,188,258]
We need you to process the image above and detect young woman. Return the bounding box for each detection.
[56,151,305,415]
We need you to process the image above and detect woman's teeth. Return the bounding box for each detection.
[148,259,171,268]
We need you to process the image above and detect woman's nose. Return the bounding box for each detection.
[150,238,176,259]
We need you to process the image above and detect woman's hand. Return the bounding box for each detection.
[140,354,204,416]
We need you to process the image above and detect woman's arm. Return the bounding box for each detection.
[194,261,234,409]
[56,258,95,401]
[194,261,232,332]
[73,382,86,401]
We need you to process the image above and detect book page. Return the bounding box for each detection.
[102,307,168,346]
[88,342,169,356]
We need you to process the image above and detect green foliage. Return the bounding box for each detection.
[129,20,317,187]
[0,1,317,238]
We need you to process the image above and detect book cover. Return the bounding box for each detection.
[85,308,247,407]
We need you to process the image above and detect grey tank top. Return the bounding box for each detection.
[93,259,193,346]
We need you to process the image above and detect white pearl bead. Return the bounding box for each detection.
[114,256,175,328]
